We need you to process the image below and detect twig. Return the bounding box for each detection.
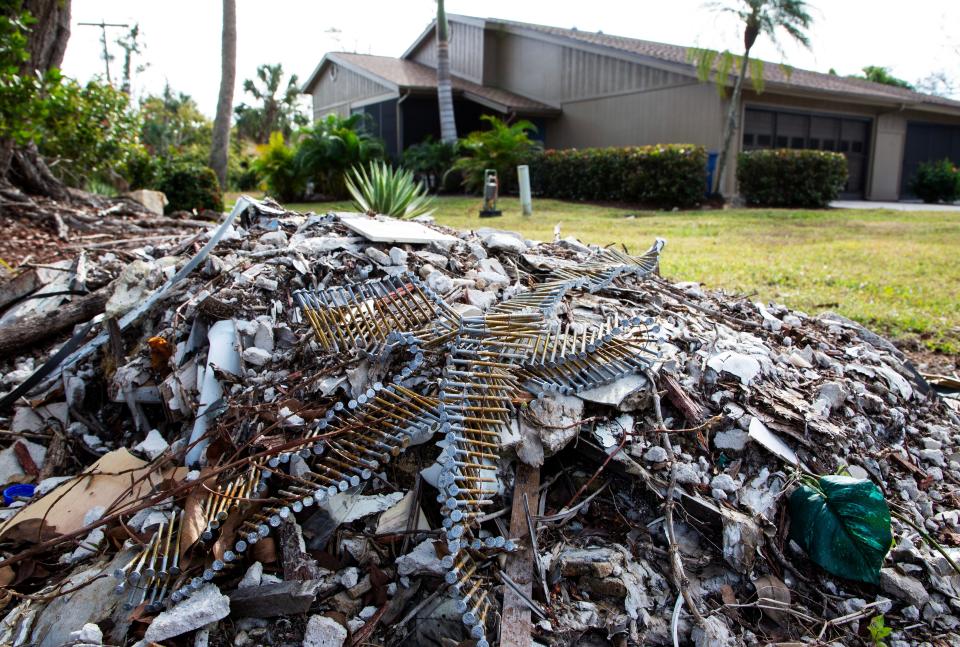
[523,493,549,603]
[646,368,705,628]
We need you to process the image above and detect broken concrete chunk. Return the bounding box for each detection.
[558,547,623,578]
[144,584,230,642]
[323,491,405,525]
[713,429,750,452]
[133,429,168,460]
[229,580,327,618]
[396,538,447,577]
[577,373,648,408]
[521,393,584,456]
[707,350,762,385]
[242,347,272,367]
[302,614,348,647]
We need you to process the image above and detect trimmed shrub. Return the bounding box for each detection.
[909,159,960,204]
[737,149,847,208]
[529,145,707,209]
[157,162,224,214]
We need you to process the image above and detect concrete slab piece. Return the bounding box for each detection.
[336,213,457,245]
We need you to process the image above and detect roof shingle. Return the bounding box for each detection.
[330,52,558,114]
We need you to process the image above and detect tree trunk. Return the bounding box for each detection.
[435,0,457,144]
[712,48,752,197]
[0,1,71,194]
[209,0,237,190]
[23,0,71,73]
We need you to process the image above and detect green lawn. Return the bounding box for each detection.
[230,193,960,353]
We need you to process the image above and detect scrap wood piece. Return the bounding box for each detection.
[0,286,108,355]
[662,373,706,425]
[500,463,540,647]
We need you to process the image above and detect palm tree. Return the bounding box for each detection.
[704,0,812,196]
[235,63,306,144]
[435,0,457,144]
[209,0,236,190]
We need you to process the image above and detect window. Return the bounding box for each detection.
[840,140,850,153]
[822,140,835,151]
[776,136,788,147]
[851,141,863,153]
[808,138,820,149]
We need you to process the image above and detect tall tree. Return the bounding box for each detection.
[209,0,236,190]
[234,63,306,144]
[694,0,812,196]
[435,0,457,144]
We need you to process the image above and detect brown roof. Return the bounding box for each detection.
[328,52,559,115]
[485,16,960,111]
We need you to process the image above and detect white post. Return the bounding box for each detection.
[518,165,532,216]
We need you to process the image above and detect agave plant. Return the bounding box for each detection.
[345,161,435,220]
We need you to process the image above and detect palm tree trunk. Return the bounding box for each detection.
[436,0,457,144]
[209,0,236,190]
[713,49,751,196]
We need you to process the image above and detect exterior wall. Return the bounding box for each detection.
[310,64,393,121]
[408,21,484,84]
[546,83,725,150]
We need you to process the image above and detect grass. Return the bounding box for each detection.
[227,192,960,353]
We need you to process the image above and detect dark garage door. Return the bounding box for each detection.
[901,122,960,198]
[743,107,871,197]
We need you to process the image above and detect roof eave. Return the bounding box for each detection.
[754,82,960,117]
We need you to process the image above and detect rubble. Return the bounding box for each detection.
[0,195,957,646]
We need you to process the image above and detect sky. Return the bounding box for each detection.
[61,0,960,117]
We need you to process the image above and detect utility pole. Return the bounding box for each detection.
[78,20,129,85]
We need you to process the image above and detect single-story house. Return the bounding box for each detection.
[302,14,960,200]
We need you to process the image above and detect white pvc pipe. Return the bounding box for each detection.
[186,319,241,466]
[518,165,532,216]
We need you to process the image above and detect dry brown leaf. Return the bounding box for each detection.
[754,574,791,626]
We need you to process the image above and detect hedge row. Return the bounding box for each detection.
[529,144,708,209]
[737,149,848,208]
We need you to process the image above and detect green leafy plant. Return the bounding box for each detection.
[737,149,848,208]
[452,115,541,193]
[156,161,223,214]
[867,614,892,647]
[909,159,960,204]
[294,113,385,198]
[401,136,460,192]
[345,161,435,219]
[529,144,707,209]
[38,78,142,188]
[253,131,307,201]
[788,474,892,584]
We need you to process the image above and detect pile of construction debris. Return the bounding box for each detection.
[0,196,958,647]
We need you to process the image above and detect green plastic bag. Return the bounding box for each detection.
[788,475,892,584]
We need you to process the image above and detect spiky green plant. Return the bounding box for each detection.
[345,161,435,219]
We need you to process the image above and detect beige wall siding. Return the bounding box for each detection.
[869,113,907,200]
[547,83,725,150]
[311,65,391,120]
[409,22,484,83]
[560,47,690,102]
[494,34,564,104]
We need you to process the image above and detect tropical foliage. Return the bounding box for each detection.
[346,161,435,219]
[854,65,914,90]
[691,0,813,194]
[294,113,385,198]
[452,115,541,193]
[401,136,459,191]
[253,131,307,202]
[140,84,212,157]
[235,63,307,144]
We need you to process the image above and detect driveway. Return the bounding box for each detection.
[831,199,960,212]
